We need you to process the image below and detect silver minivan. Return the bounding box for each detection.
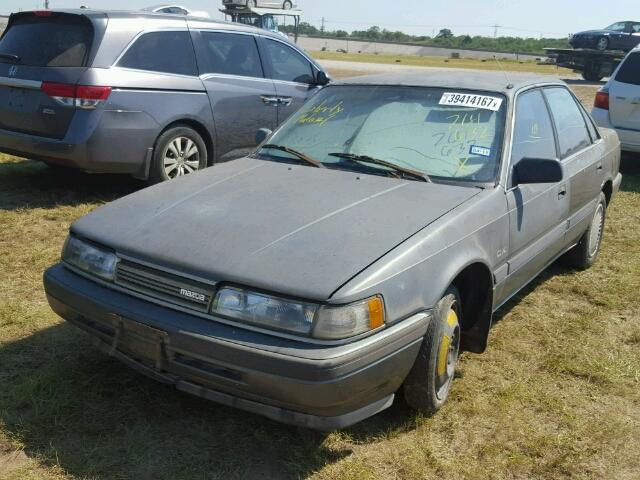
[0,9,327,182]
[592,46,640,153]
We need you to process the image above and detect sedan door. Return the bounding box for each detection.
[501,89,570,302]
[543,87,605,244]
[192,30,278,161]
[258,37,322,124]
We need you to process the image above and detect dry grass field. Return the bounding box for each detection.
[313,51,574,76]
[0,81,639,480]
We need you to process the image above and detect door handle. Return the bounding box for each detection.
[596,163,603,171]
[261,96,279,106]
[558,184,567,199]
[278,97,293,107]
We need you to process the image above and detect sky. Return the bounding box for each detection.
[1,0,638,38]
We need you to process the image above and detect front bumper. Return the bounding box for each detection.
[44,264,430,430]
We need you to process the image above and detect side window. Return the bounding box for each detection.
[511,90,557,166]
[632,23,640,33]
[616,52,640,86]
[118,31,197,76]
[544,87,592,158]
[199,32,263,78]
[263,39,314,84]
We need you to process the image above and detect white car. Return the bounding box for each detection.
[592,47,640,153]
[142,5,210,17]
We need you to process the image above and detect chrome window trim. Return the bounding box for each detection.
[0,76,42,90]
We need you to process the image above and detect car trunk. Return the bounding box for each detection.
[609,51,640,131]
[0,11,95,139]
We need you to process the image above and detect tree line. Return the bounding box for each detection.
[280,24,570,55]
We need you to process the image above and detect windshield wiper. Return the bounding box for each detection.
[329,153,431,183]
[261,144,325,168]
[0,53,21,63]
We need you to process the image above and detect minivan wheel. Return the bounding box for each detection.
[403,286,462,414]
[562,192,607,270]
[150,126,208,183]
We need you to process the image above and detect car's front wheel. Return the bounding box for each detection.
[562,192,607,270]
[403,286,462,414]
[149,126,208,184]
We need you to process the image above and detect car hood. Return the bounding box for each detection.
[575,29,611,36]
[72,158,481,300]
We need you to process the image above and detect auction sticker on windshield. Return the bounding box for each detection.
[439,92,503,112]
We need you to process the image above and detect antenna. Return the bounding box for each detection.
[493,55,514,89]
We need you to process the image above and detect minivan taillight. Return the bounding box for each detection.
[41,82,112,109]
[594,91,609,110]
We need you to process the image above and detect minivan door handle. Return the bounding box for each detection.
[558,184,567,199]
[596,162,603,171]
[261,96,279,106]
[278,97,293,107]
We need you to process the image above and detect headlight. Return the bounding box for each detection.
[212,287,385,340]
[212,287,318,335]
[62,236,118,281]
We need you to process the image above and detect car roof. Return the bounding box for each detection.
[15,9,291,40]
[333,70,567,97]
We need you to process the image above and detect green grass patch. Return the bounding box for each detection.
[313,51,574,76]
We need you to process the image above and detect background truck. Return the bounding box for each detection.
[545,48,627,81]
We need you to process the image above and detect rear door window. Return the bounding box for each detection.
[615,52,640,86]
[0,14,93,67]
[198,32,263,78]
[543,87,592,159]
[263,39,313,84]
[118,31,197,76]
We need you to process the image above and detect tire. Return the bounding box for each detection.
[283,0,293,9]
[582,69,603,82]
[149,126,208,184]
[596,36,609,51]
[562,192,607,271]
[403,286,462,414]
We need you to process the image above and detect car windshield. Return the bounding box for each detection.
[605,22,628,32]
[258,85,507,184]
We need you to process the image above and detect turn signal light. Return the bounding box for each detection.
[594,91,609,110]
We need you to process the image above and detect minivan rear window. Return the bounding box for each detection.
[0,14,93,67]
[615,52,640,86]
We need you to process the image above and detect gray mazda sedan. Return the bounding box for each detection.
[44,71,622,430]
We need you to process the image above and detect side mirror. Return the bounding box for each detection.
[255,128,272,145]
[513,158,563,185]
[315,70,330,86]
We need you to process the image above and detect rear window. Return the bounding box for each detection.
[616,52,640,86]
[117,31,197,76]
[0,14,93,67]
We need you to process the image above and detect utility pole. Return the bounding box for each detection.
[44,0,50,8]
[493,24,500,38]
[320,16,325,34]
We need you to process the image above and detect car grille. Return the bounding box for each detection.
[115,260,214,313]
